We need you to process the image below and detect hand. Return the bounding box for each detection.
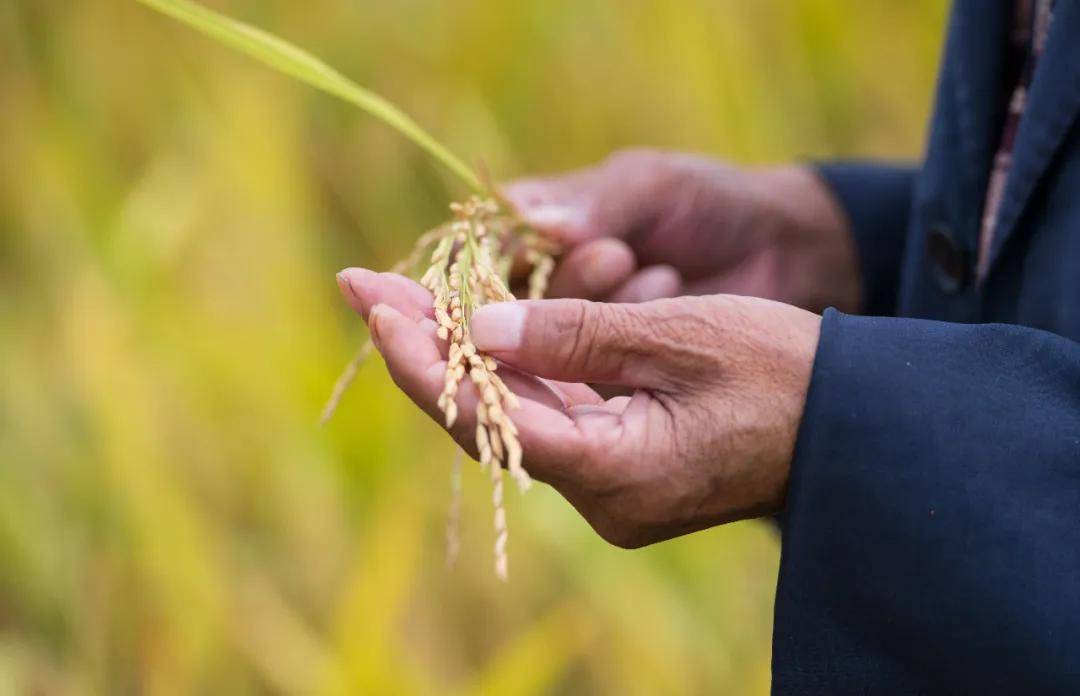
[338,269,820,548]
[504,149,860,312]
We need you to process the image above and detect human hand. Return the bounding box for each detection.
[504,150,860,312]
[338,268,820,548]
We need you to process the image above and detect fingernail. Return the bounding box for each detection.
[470,302,526,352]
[337,267,377,301]
[519,204,585,231]
[368,304,384,349]
[368,303,401,350]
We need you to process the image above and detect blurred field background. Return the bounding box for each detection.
[0,1,946,693]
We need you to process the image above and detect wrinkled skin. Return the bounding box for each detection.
[501,149,859,313]
[337,151,856,548]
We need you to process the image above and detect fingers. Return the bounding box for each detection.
[338,270,577,409]
[337,267,434,321]
[501,176,594,244]
[336,270,665,486]
[608,265,682,303]
[501,152,669,248]
[541,378,606,408]
[366,302,594,484]
[545,238,636,299]
[492,365,595,412]
[503,155,686,304]
[469,296,714,388]
[366,302,446,420]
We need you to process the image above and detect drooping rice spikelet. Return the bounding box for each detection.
[525,249,554,299]
[319,340,374,426]
[424,197,533,578]
[521,230,558,300]
[325,194,557,580]
[320,225,451,426]
[490,445,509,580]
[446,448,464,569]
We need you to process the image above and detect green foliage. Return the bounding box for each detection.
[0,0,946,693]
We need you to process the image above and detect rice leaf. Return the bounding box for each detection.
[136,0,482,192]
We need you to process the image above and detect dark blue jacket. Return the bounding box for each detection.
[774,1,1080,692]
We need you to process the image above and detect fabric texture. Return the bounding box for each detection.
[774,0,1080,692]
[775,310,1080,693]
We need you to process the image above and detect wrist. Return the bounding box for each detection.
[690,297,822,525]
[741,300,821,519]
[749,165,861,313]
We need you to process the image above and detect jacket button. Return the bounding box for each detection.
[927,223,969,294]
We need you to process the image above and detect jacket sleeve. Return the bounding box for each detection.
[773,309,1080,694]
[815,163,916,317]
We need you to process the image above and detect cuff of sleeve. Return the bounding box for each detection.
[773,307,938,690]
[772,308,1080,692]
[814,163,915,316]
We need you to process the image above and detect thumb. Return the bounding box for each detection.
[470,298,711,388]
[500,176,594,244]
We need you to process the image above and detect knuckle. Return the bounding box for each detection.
[589,514,647,550]
[583,480,659,550]
[573,441,676,550]
[546,300,587,369]
[573,449,645,549]
[576,435,623,488]
[559,300,612,374]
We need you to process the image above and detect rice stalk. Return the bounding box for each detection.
[139,0,559,580]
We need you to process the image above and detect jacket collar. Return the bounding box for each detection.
[948,0,1010,254]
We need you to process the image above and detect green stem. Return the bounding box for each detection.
[136,0,483,192]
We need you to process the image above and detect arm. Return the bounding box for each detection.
[774,310,1080,692]
[815,163,917,316]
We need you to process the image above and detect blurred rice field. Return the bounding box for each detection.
[0,1,945,693]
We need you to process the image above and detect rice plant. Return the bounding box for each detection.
[136,0,558,580]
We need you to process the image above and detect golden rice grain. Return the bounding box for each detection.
[323,194,558,580]
[445,448,464,569]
